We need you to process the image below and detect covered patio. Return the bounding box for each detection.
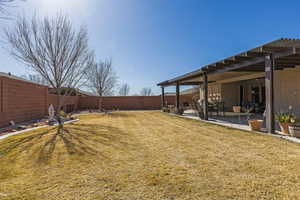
[158,38,300,133]
[183,109,264,131]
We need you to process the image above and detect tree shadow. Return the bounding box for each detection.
[105,112,132,118]
[0,123,134,165]
[0,127,57,157]
[66,123,132,149]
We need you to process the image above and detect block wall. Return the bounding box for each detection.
[0,76,48,127]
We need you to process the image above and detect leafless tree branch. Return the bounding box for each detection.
[0,0,25,19]
[85,58,118,96]
[140,87,154,96]
[21,73,49,85]
[119,83,130,96]
[5,14,94,129]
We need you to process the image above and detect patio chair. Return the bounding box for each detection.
[217,101,225,116]
[208,101,225,117]
[191,97,204,119]
[208,102,218,117]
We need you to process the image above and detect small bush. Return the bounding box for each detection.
[162,107,170,113]
[59,110,68,118]
[177,107,184,115]
[276,112,298,124]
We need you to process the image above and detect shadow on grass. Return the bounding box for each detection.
[105,112,132,118]
[0,127,57,156]
[0,123,133,164]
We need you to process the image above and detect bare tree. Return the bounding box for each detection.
[140,87,153,96]
[119,83,130,96]
[85,58,117,96]
[21,74,49,85]
[0,0,25,19]
[5,14,94,130]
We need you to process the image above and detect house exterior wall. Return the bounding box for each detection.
[199,84,221,103]
[199,66,300,115]
[274,66,300,116]
[220,79,265,110]
[221,82,239,110]
[208,84,222,102]
[199,82,239,110]
[215,67,300,115]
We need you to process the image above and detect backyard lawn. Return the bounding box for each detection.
[1,111,300,199]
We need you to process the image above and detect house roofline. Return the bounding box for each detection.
[157,38,300,87]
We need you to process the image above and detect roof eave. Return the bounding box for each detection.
[157,37,300,87]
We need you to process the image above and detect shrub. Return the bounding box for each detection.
[162,107,170,113]
[275,112,298,124]
[59,110,68,118]
[177,107,184,115]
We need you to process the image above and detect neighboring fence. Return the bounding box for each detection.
[79,96,176,110]
[1,93,171,127]
[48,94,80,113]
[0,75,48,127]
[0,75,80,127]
[0,74,193,127]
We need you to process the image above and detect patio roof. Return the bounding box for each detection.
[158,38,300,86]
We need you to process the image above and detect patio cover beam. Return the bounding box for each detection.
[203,73,208,120]
[158,39,300,88]
[241,51,269,57]
[204,47,297,75]
[265,54,275,133]
[161,87,165,108]
[158,80,215,87]
[232,65,295,72]
[179,81,204,85]
[176,82,180,113]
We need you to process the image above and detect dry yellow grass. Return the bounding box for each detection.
[1,111,300,199]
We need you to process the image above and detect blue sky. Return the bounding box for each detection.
[1,0,300,95]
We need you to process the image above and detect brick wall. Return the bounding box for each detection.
[0,74,194,127]
[79,96,176,110]
[0,76,80,127]
[48,94,79,112]
[97,96,160,110]
[0,76,48,127]
[77,95,194,110]
[78,96,98,110]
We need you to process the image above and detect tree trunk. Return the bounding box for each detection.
[56,88,64,133]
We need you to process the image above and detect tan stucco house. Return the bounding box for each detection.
[200,67,300,117]
[158,38,300,133]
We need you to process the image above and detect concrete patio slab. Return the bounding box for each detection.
[179,110,300,145]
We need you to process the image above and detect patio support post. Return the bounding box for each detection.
[176,82,180,113]
[265,54,275,133]
[161,86,165,108]
[203,72,208,120]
